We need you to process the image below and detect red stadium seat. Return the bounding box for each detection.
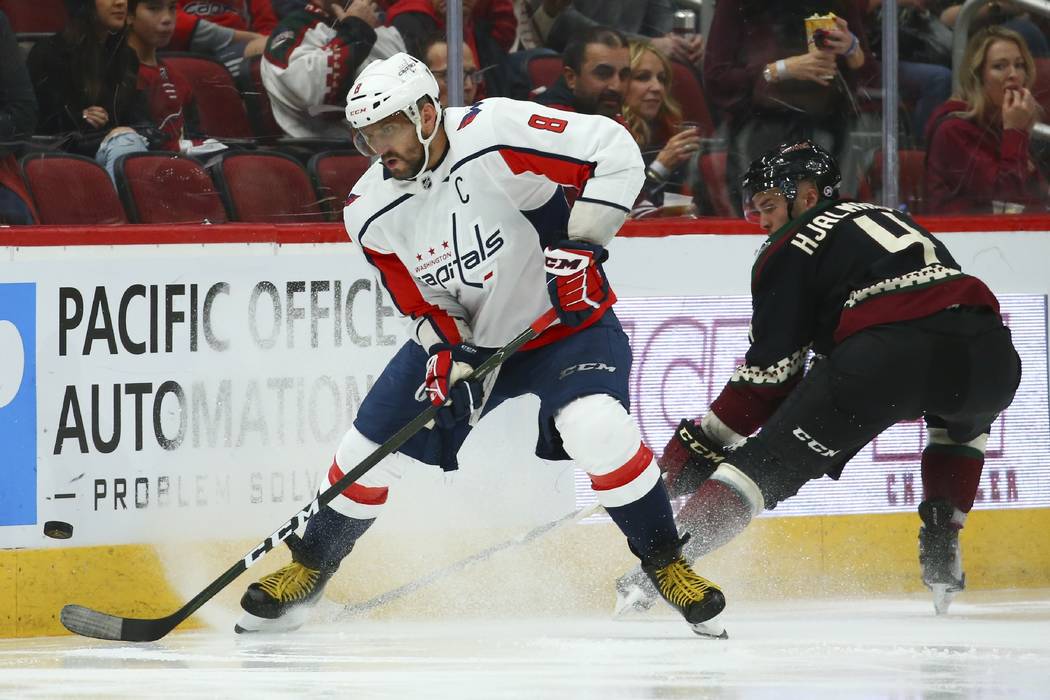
[670,61,715,138]
[161,53,254,138]
[0,0,67,35]
[698,151,733,217]
[20,153,127,225]
[115,152,228,224]
[307,150,372,220]
[527,54,564,95]
[212,151,324,223]
[857,150,926,214]
[1032,58,1050,118]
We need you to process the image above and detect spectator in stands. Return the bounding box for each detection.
[622,39,697,209]
[28,0,158,180]
[866,0,953,146]
[527,0,702,70]
[0,9,38,224]
[166,13,269,78]
[703,1,877,213]
[925,26,1047,215]
[262,0,405,138]
[416,33,480,106]
[177,0,278,35]
[386,0,516,97]
[939,1,1049,58]
[535,25,629,118]
[128,0,228,155]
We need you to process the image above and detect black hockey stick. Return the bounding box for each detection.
[60,308,558,642]
[341,501,604,617]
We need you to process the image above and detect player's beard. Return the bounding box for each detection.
[386,146,426,181]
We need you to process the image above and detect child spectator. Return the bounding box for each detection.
[127,0,227,155]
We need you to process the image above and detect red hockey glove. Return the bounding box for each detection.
[659,419,726,497]
[543,240,614,327]
[422,343,484,429]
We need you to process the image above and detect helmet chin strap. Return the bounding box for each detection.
[406,103,444,181]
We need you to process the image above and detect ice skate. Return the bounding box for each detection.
[234,560,335,634]
[918,499,965,615]
[639,537,726,634]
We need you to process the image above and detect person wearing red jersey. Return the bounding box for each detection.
[128,0,228,154]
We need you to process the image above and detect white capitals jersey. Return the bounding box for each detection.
[343,97,644,351]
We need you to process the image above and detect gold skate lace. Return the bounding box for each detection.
[257,563,320,602]
[655,558,716,607]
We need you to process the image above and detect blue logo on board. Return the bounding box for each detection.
[0,283,36,526]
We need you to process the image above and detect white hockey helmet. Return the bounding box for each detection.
[346,53,443,179]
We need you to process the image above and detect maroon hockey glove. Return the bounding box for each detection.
[659,419,726,497]
[543,240,615,327]
[422,343,484,429]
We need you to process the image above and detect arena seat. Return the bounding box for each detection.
[307,151,372,220]
[0,0,67,35]
[857,150,927,215]
[161,53,254,138]
[20,153,127,225]
[211,151,325,223]
[526,54,564,96]
[115,152,228,224]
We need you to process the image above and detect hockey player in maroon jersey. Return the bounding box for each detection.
[234,53,726,636]
[615,141,1021,617]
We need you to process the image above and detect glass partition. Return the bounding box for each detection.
[3,0,1050,227]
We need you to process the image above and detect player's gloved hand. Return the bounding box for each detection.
[421,343,484,429]
[658,419,726,497]
[543,240,615,327]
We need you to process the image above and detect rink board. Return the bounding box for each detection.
[2,506,1049,637]
[1,219,1049,637]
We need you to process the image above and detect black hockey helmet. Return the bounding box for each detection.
[741,141,841,222]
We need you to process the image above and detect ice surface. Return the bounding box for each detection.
[1,591,1048,699]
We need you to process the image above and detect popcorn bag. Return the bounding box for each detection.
[805,12,838,50]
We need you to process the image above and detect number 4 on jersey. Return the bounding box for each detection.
[854,212,940,265]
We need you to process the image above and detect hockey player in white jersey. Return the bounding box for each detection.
[235,53,725,635]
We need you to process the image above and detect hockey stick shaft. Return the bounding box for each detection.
[61,309,558,642]
[341,501,604,617]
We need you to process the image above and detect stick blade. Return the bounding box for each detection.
[61,605,125,640]
[61,604,176,642]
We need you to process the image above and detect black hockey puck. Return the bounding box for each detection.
[43,521,73,539]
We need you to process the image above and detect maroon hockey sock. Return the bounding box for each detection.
[676,479,753,559]
[921,444,984,516]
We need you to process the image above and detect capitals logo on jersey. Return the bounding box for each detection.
[415,213,504,289]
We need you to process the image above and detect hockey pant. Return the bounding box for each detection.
[678,306,1020,561]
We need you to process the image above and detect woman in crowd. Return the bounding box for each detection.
[925,25,1047,214]
[27,0,156,179]
[622,40,699,210]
